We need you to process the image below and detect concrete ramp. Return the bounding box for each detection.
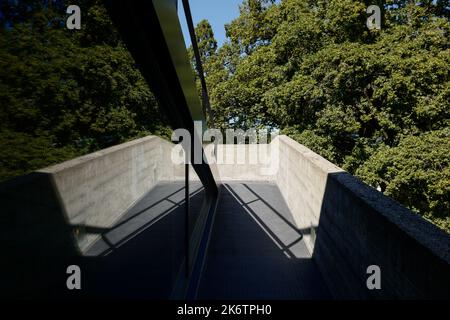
[197,182,330,299]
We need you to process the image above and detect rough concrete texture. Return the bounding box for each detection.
[314,171,450,299]
[38,136,185,252]
[274,135,344,253]
[273,135,450,299]
[209,143,277,181]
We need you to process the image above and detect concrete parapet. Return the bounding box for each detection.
[273,135,450,299]
[37,136,184,252]
[2,134,448,299]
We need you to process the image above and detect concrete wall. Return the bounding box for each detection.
[0,135,199,297]
[34,138,275,251]
[38,136,184,252]
[5,134,448,298]
[275,136,343,253]
[209,143,276,181]
[273,135,450,299]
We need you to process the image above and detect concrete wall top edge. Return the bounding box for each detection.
[275,135,344,174]
[38,136,171,173]
[330,172,450,265]
[275,134,449,265]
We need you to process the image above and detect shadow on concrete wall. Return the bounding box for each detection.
[0,174,208,299]
[0,173,79,299]
[77,184,206,299]
[312,172,450,299]
[2,170,448,299]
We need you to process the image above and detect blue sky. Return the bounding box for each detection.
[179,0,244,48]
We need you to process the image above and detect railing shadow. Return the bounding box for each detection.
[197,182,331,299]
[74,184,204,257]
[77,182,207,299]
[225,183,304,259]
[0,173,208,299]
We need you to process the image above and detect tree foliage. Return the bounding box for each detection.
[356,129,450,231]
[192,0,449,231]
[0,0,170,181]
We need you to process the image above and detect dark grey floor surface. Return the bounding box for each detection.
[80,181,330,299]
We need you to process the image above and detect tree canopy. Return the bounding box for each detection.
[190,0,449,231]
[0,0,170,180]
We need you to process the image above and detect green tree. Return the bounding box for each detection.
[202,0,449,231]
[356,129,450,231]
[0,0,169,181]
